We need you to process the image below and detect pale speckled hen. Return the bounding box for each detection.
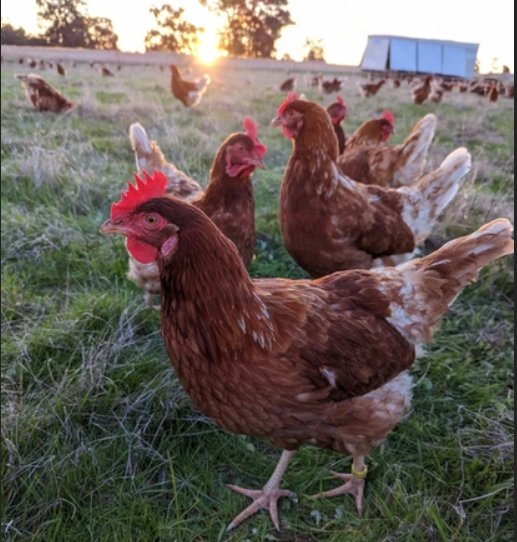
[15,74,73,113]
[273,95,471,277]
[101,179,514,531]
[338,111,437,187]
[126,119,266,306]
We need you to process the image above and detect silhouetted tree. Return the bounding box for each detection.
[474,59,481,73]
[503,65,511,74]
[36,0,118,49]
[87,17,119,50]
[1,19,47,46]
[145,5,204,54]
[200,0,294,59]
[303,37,326,62]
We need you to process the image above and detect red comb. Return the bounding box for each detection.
[111,170,168,217]
[243,117,267,156]
[244,117,259,140]
[382,110,395,125]
[278,92,299,115]
[337,96,346,107]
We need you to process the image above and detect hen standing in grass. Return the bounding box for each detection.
[15,74,73,113]
[101,177,513,531]
[280,76,297,92]
[101,66,115,77]
[357,79,386,98]
[126,118,266,306]
[487,82,500,103]
[412,76,433,104]
[273,95,470,277]
[170,64,211,108]
[326,96,348,155]
[337,111,437,187]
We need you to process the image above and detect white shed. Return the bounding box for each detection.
[361,35,480,79]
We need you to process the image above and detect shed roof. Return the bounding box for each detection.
[368,35,479,49]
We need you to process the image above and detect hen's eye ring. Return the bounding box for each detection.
[144,215,158,226]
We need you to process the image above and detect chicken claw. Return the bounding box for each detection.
[227,485,295,531]
[227,450,295,531]
[314,463,367,516]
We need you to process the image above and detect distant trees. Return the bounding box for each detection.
[145,5,204,54]
[35,0,118,49]
[200,0,294,59]
[1,19,47,46]
[303,38,326,62]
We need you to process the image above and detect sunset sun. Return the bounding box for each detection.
[197,30,222,65]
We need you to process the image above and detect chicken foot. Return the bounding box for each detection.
[227,450,296,531]
[314,455,367,515]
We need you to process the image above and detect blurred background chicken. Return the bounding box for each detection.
[487,82,500,103]
[326,96,348,155]
[280,76,297,92]
[357,79,386,98]
[169,64,211,108]
[15,74,73,113]
[101,66,115,77]
[56,62,66,76]
[412,76,433,104]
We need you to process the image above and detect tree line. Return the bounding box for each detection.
[1,0,327,61]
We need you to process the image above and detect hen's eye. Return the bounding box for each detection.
[144,215,159,226]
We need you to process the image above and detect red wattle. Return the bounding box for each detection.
[126,237,158,264]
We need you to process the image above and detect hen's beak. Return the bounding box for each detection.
[100,219,127,236]
[271,116,283,128]
[248,157,267,170]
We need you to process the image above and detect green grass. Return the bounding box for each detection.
[1,60,514,542]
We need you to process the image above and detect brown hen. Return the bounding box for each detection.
[326,96,348,155]
[170,64,211,108]
[126,119,266,306]
[357,79,386,98]
[412,76,433,104]
[338,112,436,187]
[101,183,513,531]
[273,95,470,278]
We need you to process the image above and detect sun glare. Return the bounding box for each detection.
[197,27,222,65]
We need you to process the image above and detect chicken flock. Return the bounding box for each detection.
[9,57,514,532]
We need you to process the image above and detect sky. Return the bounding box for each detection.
[1,0,514,72]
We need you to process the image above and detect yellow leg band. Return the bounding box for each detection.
[352,465,368,480]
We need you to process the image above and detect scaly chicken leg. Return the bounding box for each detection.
[314,455,367,515]
[227,450,296,531]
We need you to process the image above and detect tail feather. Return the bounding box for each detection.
[129,123,168,173]
[378,219,514,345]
[195,74,211,92]
[394,114,437,186]
[401,148,472,244]
[128,123,203,202]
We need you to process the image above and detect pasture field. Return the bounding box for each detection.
[1,57,515,542]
